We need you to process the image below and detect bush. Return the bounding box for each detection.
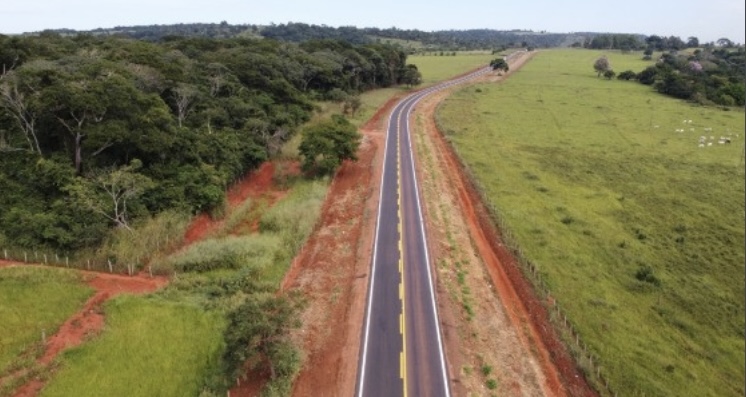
[163,235,280,273]
[298,115,361,176]
[617,70,637,80]
[635,265,661,286]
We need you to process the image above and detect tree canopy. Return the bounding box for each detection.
[593,56,611,77]
[490,58,509,74]
[0,33,407,251]
[298,115,361,176]
[629,47,745,106]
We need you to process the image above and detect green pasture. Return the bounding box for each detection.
[0,267,92,377]
[409,52,495,85]
[40,295,224,397]
[367,35,425,50]
[437,49,745,397]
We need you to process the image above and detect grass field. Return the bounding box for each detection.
[437,49,745,397]
[40,295,224,397]
[0,267,92,377]
[409,52,495,85]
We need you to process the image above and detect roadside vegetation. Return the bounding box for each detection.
[437,49,745,397]
[0,33,414,260]
[1,47,498,396]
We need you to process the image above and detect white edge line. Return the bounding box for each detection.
[358,65,491,396]
[357,92,415,397]
[402,67,488,397]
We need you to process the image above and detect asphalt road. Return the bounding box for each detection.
[357,66,491,397]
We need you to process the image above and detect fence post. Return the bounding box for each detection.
[3,249,6,260]
[44,254,47,264]
[24,252,27,262]
[107,259,113,273]
[87,259,91,270]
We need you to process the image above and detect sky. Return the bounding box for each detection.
[1,0,744,44]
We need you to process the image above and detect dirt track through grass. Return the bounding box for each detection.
[0,267,92,381]
[437,49,745,397]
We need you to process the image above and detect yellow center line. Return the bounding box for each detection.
[397,109,408,397]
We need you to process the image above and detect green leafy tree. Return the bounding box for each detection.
[298,115,361,175]
[603,69,616,80]
[400,64,422,87]
[66,159,154,230]
[617,70,637,80]
[594,56,611,77]
[342,95,362,116]
[490,58,509,74]
[223,294,301,381]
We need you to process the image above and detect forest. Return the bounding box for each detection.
[634,47,745,106]
[0,32,414,252]
[36,22,605,51]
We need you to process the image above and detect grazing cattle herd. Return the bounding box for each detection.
[671,119,739,148]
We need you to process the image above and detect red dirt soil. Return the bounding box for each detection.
[183,161,297,245]
[416,53,597,396]
[2,155,301,397]
[279,53,597,397]
[0,262,166,397]
[421,98,595,397]
[273,94,402,397]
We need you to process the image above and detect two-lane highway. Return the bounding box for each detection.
[357,67,491,397]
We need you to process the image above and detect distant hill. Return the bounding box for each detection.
[26,22,644,50]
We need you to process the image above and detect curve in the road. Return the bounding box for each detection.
[356,65,492,397]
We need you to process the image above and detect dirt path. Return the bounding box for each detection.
[0,262,166,397]
[411,51,597,396]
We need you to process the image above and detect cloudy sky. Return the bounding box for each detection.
[1,0,743,43]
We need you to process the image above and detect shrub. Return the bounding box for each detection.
[163,235,279,273]
[635,265,661,286]
[617,70,637,80]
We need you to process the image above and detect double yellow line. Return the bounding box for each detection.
[396,108,408,397]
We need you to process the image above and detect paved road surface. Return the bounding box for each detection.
[357,67,491,397]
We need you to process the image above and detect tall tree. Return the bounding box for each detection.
[594,56,611,77]
[65,159,154,230]
[299,115,361,175]
[0,72,41,153]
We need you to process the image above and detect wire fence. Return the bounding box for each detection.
[0,226,186,277]
[2,246,133,275]
[433,111,618,397]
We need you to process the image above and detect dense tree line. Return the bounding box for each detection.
[36,22,261,42]
[0,33,411,251]
[596,47,745,106]
[33,22,640,52]
[262,23,585,50]
[638,47,745,106]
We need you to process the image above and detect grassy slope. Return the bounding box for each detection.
[437,49,745,397]
[40,295,224,397]
[409,52,494,85]
[0,267,92,375]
